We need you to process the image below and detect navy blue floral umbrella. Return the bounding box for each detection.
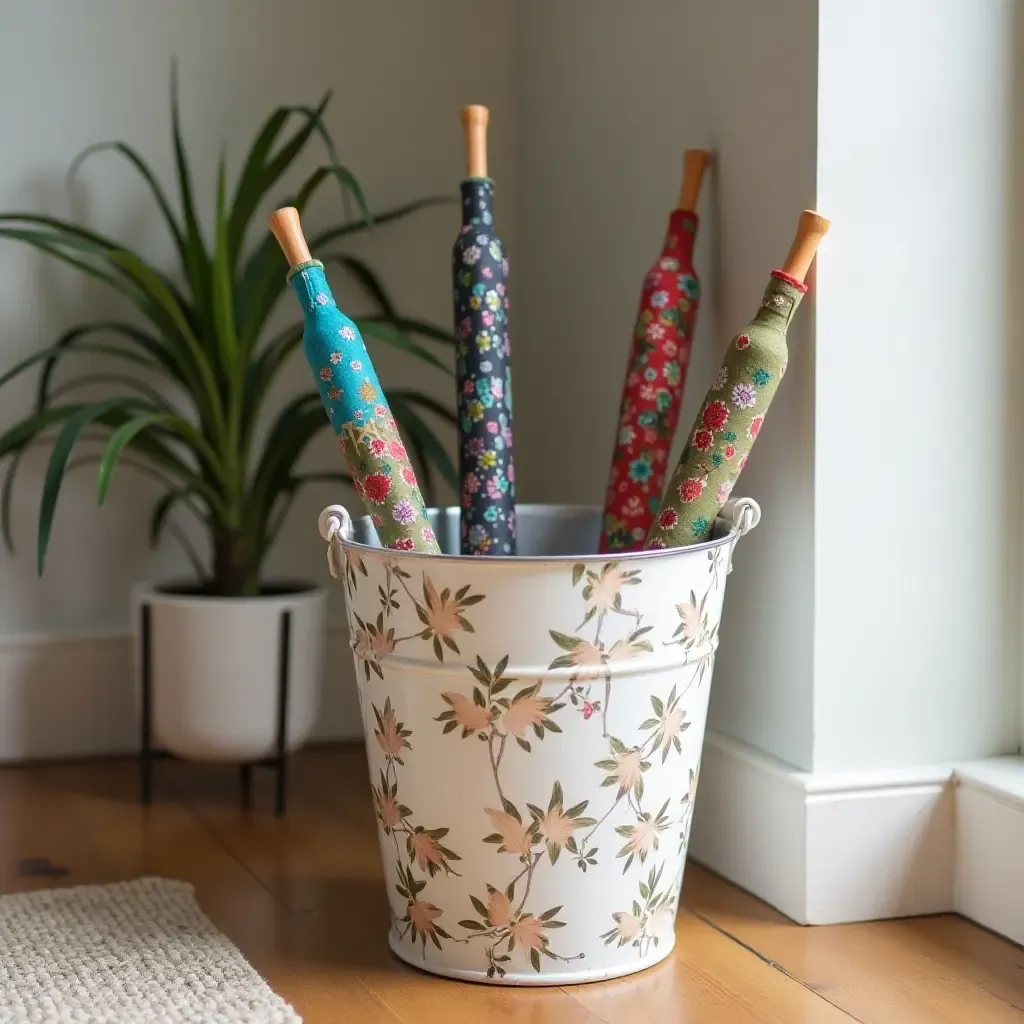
[452,106,516,556]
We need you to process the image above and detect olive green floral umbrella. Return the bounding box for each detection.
[646,210,829,549]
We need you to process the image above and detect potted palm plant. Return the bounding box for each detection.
[0,77,457,762]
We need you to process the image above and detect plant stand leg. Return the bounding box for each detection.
[274,610,292,818]
[240,764,253,811]
[139,603,153,805]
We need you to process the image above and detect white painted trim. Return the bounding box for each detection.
[689,730,956,925]
[954,761,1024,947]
[0,627,361,763]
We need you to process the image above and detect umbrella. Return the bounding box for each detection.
[646,209,830,549]
[453,105,516,556]
[599,150,710,553]
[268,207,441,554]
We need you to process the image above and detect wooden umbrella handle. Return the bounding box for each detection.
[781,210,830,283]
[676,149,711,211]
[268,206,312,267]
[461,104,489,178]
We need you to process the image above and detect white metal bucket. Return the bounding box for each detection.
[318,500,759,986]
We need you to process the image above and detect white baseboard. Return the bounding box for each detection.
[690,730,956,925]
[954,760,1024,947]
[0,628,362,763]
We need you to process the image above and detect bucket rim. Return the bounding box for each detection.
[319,500,759,566]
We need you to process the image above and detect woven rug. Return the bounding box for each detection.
[0,877,301,1023]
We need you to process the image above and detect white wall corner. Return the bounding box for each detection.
[690,731,955,925]
[0,629,361,763]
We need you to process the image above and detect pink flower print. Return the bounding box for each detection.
[368,438,387,456]
[735,334,751,350]
[319,367,332,381]
[375,405,388,418]
[467,437,485,457]
[401,467,417,487]
[692,428,714,451]
[371,513,383,528]
[482,312,494,327]
[327,386,341,401]
[458,317,471,339]
[485,421,499,435]
[490,377,504,399]
[481,266,493,279]
[732,383,758,409]
[724,444,737,459]
[716,478,736,504]
[748,415,765,439]
[315,292,329,305]
[582,701,597,720]
[329,352,342,364]
[658,508,679,530]
[463,472,481,496]
[422,525,436,545]
[702,401,729,431]
[496,283,505,296]
[392,500,417,525]
[738,455,748,471]
[393,537,415,551]
[663,339,678,357]
[463,379,476,395]
[350,360,363,371]
[501,424,513,448]
[646,322,666,341]
[507,461,515,483]
[502,258,509,275]
[678,477,706,503]
[354,409,364,419]
[486,476,504,500]
[339,325,356,340]
[387,440,408,462]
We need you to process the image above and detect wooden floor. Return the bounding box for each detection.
[1,746,1022,1023]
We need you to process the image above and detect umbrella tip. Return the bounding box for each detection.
[268,206,312,268]
[782,210,830,283]
[461,105,490,179]
[677,150,711,211]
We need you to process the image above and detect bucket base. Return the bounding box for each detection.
[388,930,676,987]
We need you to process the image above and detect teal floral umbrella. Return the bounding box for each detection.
[270,208,441,553]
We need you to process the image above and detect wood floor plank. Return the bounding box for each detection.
[4,748,1023,1024]
[568,911,858,1023]
[0,761,399,1023]
[682,863,1024,1024]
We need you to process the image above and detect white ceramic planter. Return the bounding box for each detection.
[319,501,759,985]
[131,584,326,762]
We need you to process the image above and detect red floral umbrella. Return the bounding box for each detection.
[599,151,709,553]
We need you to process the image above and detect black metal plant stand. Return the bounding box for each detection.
[138,603,292,816]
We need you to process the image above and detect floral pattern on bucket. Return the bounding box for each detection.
[453,178,516,555]
[339,523,738,983]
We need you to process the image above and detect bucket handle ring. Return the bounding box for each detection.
[318,504,353,579]
[318,499,760,579]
